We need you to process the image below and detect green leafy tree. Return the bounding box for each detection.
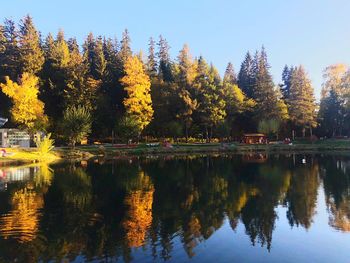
[62,105,92,147]
[194,56,226,141]
[258,119,280,139]
[116,114,140,143]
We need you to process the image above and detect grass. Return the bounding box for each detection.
[2,139,350,163]
[0,147,60,163]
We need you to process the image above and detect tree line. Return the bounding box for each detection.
[0,16,349,143]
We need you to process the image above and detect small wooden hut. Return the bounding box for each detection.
[242,134,267,144]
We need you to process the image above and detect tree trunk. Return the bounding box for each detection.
[205,127,209,143]
[185,125,188,143]
[309,127,313,137]
[292,130,295,140]
[302,127,306,138]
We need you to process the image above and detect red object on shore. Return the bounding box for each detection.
[113,144,138,149]
[0,149,6,157]
[242,134,268,144]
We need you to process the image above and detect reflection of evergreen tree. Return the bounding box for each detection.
[284,158,319,229]
[240,158,292,250]
[320,156,350,232]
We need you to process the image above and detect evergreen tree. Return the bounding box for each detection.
[318,90,344,137]
[223,62,237,85]
[1,19,20,80]
[83,33,106,80]
[253,47,280,121]
[0,24,12,118]
[18,15,44,75]
[40,31,70,120]
[147,37,158,77]
[287,66,317,137]
[281,65,296,100]
[119,29,132,64]
[238,52,255,98]
[157,35,173,82]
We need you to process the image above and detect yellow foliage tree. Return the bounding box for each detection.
[0,73,48,133]
[120,56,153,134]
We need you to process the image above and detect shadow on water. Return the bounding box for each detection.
[0,154,349,262]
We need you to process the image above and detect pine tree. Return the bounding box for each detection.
[40,31,71,119]
[119,29,132,64]
[18,15,44,75]
[281,65,296,100]
[83,33,106,80]
[253,47,280,121]
[238,51,255,98]
[147,37,158,77]
[120,56,153,134]
[223,62,237,85]
[1,19,20,80]
[157,35,173,82]
[318,90,344,136]
[287,66,317,137]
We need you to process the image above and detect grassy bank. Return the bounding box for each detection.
[56,139,350,158]
[2,139,350,164]
[0,147,60,164]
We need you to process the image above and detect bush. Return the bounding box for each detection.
[62,106,92,148]
[116,115,141,143]
[35,133,55,159]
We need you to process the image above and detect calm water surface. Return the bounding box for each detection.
[0,154,349,262]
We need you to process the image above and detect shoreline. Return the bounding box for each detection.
[1,142,350,165]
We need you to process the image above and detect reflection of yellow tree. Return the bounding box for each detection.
[122,171,154,248]
[34,163,54,188]
[328,199,350,232]
[0,188,43,243]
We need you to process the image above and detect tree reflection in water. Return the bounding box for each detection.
[0,154,348,262]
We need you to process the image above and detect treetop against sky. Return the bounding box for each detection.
[1,0,350,99]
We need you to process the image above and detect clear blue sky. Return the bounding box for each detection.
[1,0,350,99]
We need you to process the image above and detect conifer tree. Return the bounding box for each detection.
[223,62,237,85]
[238,52,255,98]
[157,35,173,82]
[287,66,317,137]
[120,55,153,134]
[40,31,71,119]
[18,15,44,75]
[281,65,296,100]
[119,29,132,64]
[147,37,158,77]
[83,33,106,80]
[1,19,20,80]
[253,47,280,121]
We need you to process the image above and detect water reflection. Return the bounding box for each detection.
[0,154,349,262]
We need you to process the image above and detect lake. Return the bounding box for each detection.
[0,153,349,262]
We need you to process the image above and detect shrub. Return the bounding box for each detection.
[62,106,92,148]
[35,133,55,159]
